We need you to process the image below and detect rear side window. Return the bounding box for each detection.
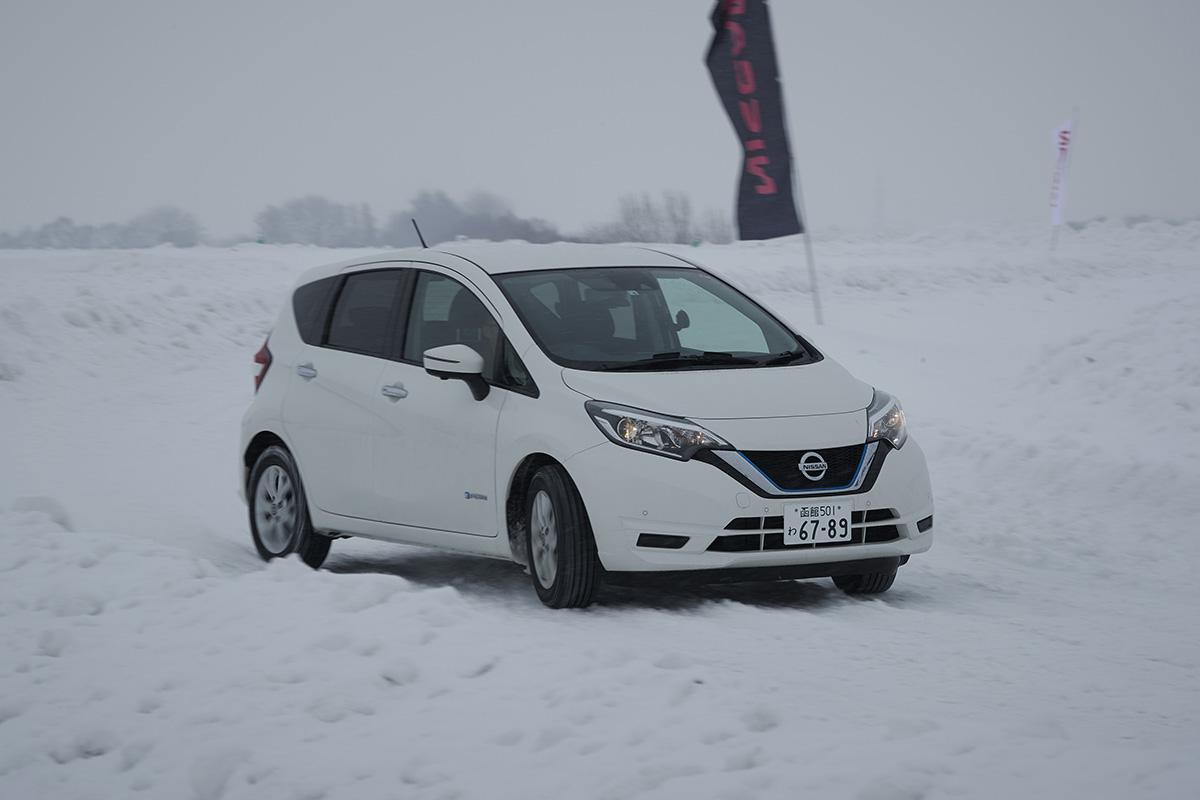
[326,270,406,358]
[292,276,339,345]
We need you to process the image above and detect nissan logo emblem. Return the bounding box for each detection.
[799,451,828,482]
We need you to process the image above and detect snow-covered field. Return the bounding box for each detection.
[2,222,1198,799]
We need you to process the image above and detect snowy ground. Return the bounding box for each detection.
[2,221,1199,799]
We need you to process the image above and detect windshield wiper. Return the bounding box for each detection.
[758,349,811,366]
[601,351,760,372]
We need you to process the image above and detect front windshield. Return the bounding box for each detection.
[494,267,820,371]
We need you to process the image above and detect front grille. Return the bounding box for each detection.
[725,509,896,530]
[739,445,867,491]
[710,509,900,553]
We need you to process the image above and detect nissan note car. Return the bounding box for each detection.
[240,244,934,607]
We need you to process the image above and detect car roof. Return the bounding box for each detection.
[433,243,695,274]
[293,242,698,286]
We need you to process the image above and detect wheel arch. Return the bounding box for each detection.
[243,430,290,493]
[504,452,564,567]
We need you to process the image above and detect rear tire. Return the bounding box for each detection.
[525,465,599,608]
[833,569,897,595]
[248,445,331,569]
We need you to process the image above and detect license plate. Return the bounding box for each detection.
[783,501,853,546]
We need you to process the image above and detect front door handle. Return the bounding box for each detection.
[381,383,408,400]
[296,363,318,380]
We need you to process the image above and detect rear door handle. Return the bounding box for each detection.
[381,383,408,400]
[296,363,318,380]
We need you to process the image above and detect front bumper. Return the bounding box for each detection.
[564,437,934,573]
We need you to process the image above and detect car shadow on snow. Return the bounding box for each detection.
[324,547,923,612]
[325,547,534,601]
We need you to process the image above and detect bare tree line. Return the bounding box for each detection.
[578,191,733,244]
[0,191,734,249]
[254,191,561,249]
[0,207,202,249]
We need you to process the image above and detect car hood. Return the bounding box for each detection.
[560,358,873,420]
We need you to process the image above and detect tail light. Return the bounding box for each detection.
[253,337,272,392]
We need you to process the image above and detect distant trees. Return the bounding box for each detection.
[384,191,560,246]
[256,191,560,248]
[255,197,377,248]
[579,191,734,244]
[0,206,201,249]
[249,189,734,249]
[0,191,737,249]
[121,206,202,247]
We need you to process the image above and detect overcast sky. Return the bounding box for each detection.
[2,0,1198,237]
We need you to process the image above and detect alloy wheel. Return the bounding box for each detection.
[254,464,297,554]
[530,489,558,589]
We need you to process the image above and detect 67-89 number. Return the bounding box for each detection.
[788,517,850,543]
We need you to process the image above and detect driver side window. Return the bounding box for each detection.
[403,272,501,378]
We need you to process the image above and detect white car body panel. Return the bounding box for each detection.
[559,358,872,419]
[283,347,387,518]
[372,357,506,537]
[693,411,868,452]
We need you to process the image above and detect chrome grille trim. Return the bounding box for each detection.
[709,441,879,497]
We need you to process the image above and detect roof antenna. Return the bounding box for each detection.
[411,218,428,248]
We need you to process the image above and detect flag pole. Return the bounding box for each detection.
[792,168,824,325]
[1050,106,1079,257]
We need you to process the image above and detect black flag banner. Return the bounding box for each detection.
[706,0,803,240]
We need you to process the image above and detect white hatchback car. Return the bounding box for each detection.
[241,243,933,607]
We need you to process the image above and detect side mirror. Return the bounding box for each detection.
[423,344,490,401]
[673,309,690,332]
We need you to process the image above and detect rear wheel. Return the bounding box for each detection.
[833,569,897,595]
[248,445,330,569]
[525,465,599,608]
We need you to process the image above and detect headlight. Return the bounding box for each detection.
[585,401,730,460]
[867,389,908,449]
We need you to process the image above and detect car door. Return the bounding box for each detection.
[282,268,409,520]
[372,270,508,537]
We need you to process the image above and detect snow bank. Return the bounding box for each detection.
[2,224,1198,798]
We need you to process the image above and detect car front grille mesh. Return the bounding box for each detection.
[708,509,900,553]
[739,444,866,491]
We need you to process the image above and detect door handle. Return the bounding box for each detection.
[296,363,318,380]
[381,383,408,400]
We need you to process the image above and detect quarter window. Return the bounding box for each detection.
[326,270,406,358]
[292,276,338,345]
[499,339,536,395]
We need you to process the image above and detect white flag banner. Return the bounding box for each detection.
[1049,119,1074,227]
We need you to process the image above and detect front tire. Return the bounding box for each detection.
[525,465,599,608]
[248,445,330,569]
[833,569,897,595]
